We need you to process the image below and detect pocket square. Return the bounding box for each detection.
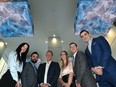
[93,42,96,45]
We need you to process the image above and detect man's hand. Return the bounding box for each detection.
[91,66,103,75]
[76,83,81,87]
[40,83,49,87]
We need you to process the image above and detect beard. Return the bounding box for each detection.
[31,60,37,64]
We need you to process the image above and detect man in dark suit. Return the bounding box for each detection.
[69,42,97,87]
[21,52,39,87]
[37,50,60,87]
[80,30,116,87]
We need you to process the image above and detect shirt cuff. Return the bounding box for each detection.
[47,83,51,86]
[40,83,43,86]
[39,83,51,86]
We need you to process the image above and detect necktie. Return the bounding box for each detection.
[72,56,75,67]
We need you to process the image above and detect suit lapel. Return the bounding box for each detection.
[87,38,95,55]
[29,62,37,76]
[47,61,53,82]
[43,63,46,74]
[91,38,97,56]
[86,47,91,56]
[73,53,78,73]
[41,63,46,82]
[91,38,94,54]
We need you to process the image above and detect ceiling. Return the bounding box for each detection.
[30,0,77,37]
[1,0,116,62]
[2,0,88,61]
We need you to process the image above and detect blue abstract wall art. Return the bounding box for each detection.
[74,0,116,35]
[0,0,33,37]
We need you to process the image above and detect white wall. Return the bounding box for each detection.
[105,26,116,59]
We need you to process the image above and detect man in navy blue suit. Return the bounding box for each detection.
[80,30,116,87]
[37,50,60,87]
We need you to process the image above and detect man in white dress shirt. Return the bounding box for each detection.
[37,50,60,87]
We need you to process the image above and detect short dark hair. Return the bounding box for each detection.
[31,51,39,57]
[69,42,77,47]
[79,30,89,36]
[46,50,53,56]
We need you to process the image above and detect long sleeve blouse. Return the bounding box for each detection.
[7,51,23,82]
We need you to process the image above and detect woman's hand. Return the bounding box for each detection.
[76,83,81,87]
[62,83,70,87]
[15,81,22,87]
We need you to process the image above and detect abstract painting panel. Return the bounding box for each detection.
[0,0,33,37]
[74,0,116,35]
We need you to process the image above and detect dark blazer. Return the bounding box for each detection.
[73,51,97,87]
[85,36,116,82]
[21,62,38,87]
[37,61,60,87]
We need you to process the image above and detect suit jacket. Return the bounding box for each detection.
[37,61,60,87]
[21,62,38,87]
[73,51,97,87]
[85,36,116,81]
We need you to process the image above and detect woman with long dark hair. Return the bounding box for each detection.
[0,42,30,87]
[59,51,76,87]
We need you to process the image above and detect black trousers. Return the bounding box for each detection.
[0,70,16,87]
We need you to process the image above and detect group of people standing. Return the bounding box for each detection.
[0,30,116,87]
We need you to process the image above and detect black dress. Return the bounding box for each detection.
[0,70,21,87]
[60,62,76,87]
[62,74,76,87]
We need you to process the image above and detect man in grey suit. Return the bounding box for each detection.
[69,42,97,87]
[21,52,39,87]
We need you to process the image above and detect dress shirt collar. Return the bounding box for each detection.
[46,60,52,65]
[44,60,52,84]
[73,51,77,58]
[87,38,93,54]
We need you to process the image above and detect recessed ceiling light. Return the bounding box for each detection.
[53,34,55,37]
[45,41,48,43]
[61,40,63,43]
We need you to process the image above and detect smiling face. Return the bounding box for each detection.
[31,53,38,63]
[20,44,28,53]
[80,31,91,43]
[46,51,53,61]
[70,43,78,53]
[60,51,67,61]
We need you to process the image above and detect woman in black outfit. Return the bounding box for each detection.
[0,42,29,87]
